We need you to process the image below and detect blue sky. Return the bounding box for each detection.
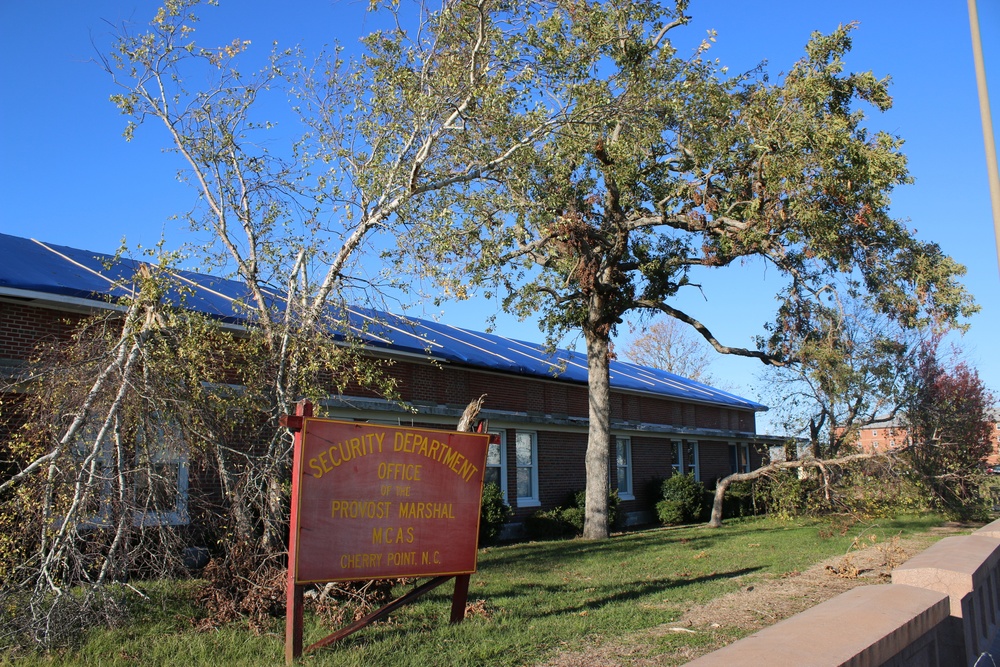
[1,1,998,432]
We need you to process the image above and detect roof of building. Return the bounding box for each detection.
[863,415,907,430]
[0,233,766,411]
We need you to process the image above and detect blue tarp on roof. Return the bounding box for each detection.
[0,233,766,411]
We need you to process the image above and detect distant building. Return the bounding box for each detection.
[852,410,1000,465]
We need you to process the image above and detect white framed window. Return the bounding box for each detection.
[65,424,115,530]
[671,440,683,476]
[515,431,539,507]
[484,430,508,502]
[132,419,189,527]
[60,417,189,529]
[615,437,633,499]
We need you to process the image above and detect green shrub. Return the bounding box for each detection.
[479,483,512,546]
[524,489,620,540]
[524,508,577,540]
[657,473,705,525]
[571,490,620,531]
[760,472,812,518]
[655,499,686,525]
[721,480,758,519]
[833,464,929,519]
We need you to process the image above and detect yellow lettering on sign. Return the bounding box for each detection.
[388,551,416,567]
[307,431,386,479]
[376,462,422,481]
[397,502,455,520]
[330,500,392,519]
[390,432,480,482]
[339,553,383,569]
[371,525,415,545]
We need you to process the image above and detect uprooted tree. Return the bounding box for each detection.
[402,0,976,539]
[100,0,561,553]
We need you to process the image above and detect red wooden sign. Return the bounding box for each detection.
[290,418,491,584]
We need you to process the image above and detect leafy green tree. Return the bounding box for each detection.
[761,294,921,459]
[404,2,975,539]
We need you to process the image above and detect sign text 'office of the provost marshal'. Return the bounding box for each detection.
[291,419,491,584]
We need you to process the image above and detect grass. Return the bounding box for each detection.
[5,513,951,667]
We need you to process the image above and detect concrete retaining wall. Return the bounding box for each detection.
[686,519,1000,667]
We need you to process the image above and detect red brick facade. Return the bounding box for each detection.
[1,297,772,527]
[853,418,1000,466]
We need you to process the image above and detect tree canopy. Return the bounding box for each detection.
[400,0,976,538]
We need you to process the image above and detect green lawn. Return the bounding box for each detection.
[6,514,952,667]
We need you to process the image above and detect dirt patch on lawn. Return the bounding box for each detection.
[539,523,971,667]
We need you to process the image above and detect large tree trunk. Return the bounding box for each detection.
[583,326,612,540]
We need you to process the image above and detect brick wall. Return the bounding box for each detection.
[1,302,761,438]
[698,443,733,487]
[2,297,764,524]
[0,301,82,361]
[630,436,671,509]
[535,430,586,510]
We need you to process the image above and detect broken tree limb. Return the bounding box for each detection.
[708,451,894,528]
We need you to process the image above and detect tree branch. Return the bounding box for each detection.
[636,300,794,366]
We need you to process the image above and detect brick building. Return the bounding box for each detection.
[852,411,1000,466]
[0,233,783,529]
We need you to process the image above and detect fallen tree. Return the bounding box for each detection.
[707,451,895,528]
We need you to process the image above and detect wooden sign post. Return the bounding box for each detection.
[282,402,491,663]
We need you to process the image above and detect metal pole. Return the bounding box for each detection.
[968,0,1000,278]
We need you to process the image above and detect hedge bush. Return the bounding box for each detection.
[525,490,620,540]
[656,473,705,525]
[479,482,512,545]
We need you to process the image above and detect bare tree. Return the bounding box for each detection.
[760,294,922,459]
[622,318,716,383]
[3,0,578,646]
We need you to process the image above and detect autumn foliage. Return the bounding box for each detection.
[905,343,995,519]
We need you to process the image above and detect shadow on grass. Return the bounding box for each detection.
[309,565,762,657]
[508,566,764,619]
[480,521,800,572]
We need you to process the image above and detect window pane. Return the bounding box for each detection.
[484,467,500,487]
[487,442,501,466]
[617,467,627,492]
[516,435,533,466]
[516,468,533,498]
